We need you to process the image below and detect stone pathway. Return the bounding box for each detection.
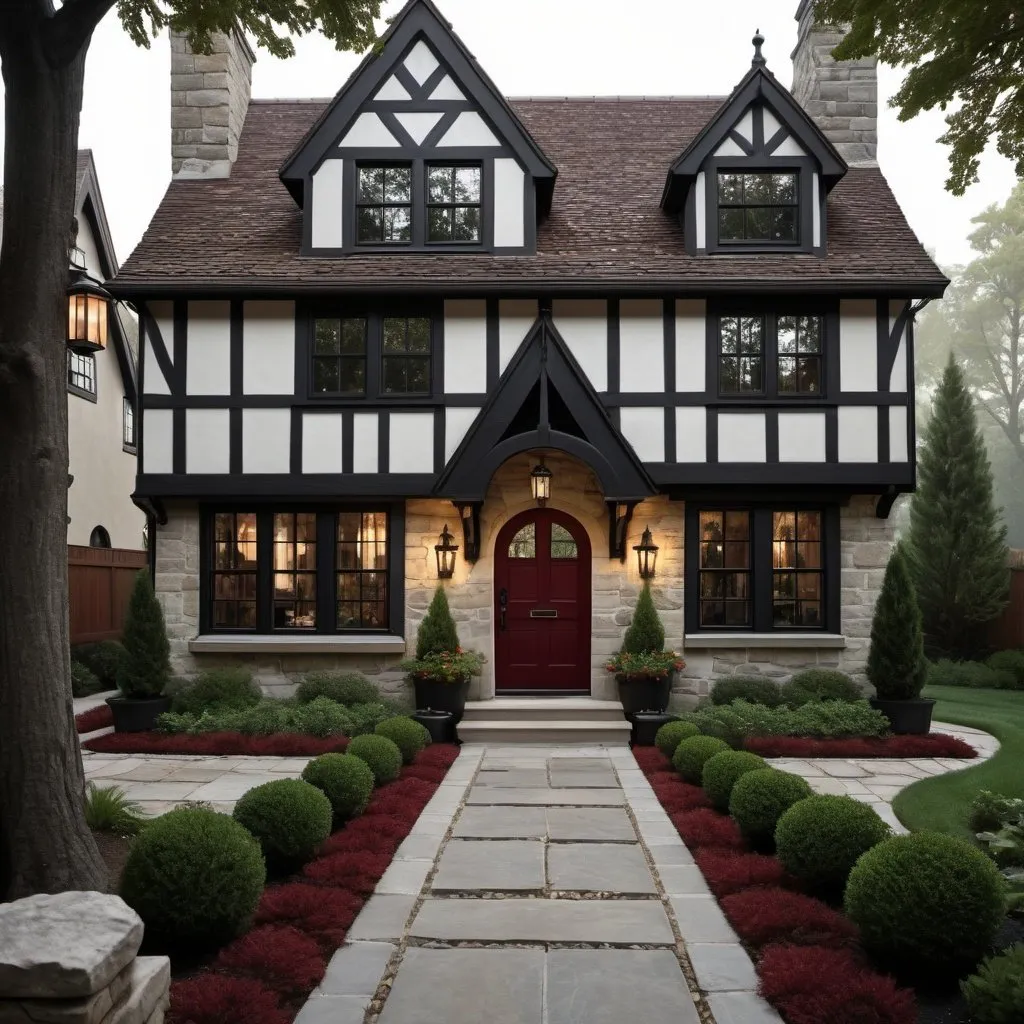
[296,745,780,1024]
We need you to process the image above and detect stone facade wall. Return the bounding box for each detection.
[170,28,254,179]
[791,0,877,166]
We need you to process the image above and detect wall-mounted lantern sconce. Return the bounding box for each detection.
[67,272,111,354]
[530,459,552,507]
[634,526,659,580]
[435,523,459,579]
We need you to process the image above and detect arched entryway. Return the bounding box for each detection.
[493,508,592,693]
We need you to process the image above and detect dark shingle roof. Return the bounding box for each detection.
[115,98,946,295]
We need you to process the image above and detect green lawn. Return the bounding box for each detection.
[892,685,1024,839]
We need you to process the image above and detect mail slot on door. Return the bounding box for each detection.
[529,609,558,618]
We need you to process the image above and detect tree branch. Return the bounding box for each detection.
[45,0,117,67]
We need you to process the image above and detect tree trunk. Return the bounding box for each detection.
[0,9,107,898]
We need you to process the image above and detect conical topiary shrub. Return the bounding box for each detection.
[622,582,665,654]
[117,571,171,698]
[415,585,460,658]
[867,545,927,701]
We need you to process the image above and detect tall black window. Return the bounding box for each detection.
[356,165,412,244]
[381,316,431,394]
[426,165,481,242]
[777,315,822,394]
[123,398,136,450]
[772,511,823,627]
[272,513,318,630]
[698,511,751,627]
[312,318,367,395]
[718,172,798,243]
[719,316,764,394]
[336,512,388,629]
[68,351,96,396]
[211,512,258,629]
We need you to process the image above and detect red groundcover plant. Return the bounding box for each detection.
[744,734,976,759]
[721,887,860,950]
[214,926,325,997]
[254,885,363,949]
[695,849,785,897]
[168,976,289,1024]
[83,731,351,757]
[75,704,113,734]
[671,808,745,850]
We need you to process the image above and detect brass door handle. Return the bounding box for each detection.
[529,609,558,618]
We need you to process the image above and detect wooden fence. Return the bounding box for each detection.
[68,545,148,645]
[987,550,1024,651]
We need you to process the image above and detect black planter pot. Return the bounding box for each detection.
[616,674,672,714]
[106,695,172,733]
[869,696,936,735]
[413,676,471,726]
[411,709,455,745]
[628,711,674,747]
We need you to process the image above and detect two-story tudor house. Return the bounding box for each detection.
[110,0,946,721]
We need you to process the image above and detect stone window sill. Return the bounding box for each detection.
[684,633,847,650]
[188,634,406,655]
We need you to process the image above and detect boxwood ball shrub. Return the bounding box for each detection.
[781,668,862,707]
[775,795,890,896]
[296,672,380,706]
[655,719,700,759]
[347,734,403,785]
[120,807,265,950]
[374,717,429,764]
[701,750,767,812]
[232,779,332,871]
[729,768,813,850]
[672,735,730,784]
[171,668,262,716]
[709,676,784,707]
[301,753,374,820]
[961,943,1024,1024]
[845,832,1007,975]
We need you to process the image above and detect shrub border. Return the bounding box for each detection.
[83,731,352,757]
[742,733,976,759]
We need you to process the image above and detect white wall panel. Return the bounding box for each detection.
[338,113,400,148]
[675,407,706,463]
[778,412,826,462]
[619,300,664,392]
[186,409,230,474]
[619,407,664,462]
[552,299,607,391]
[375,75,410,100]
[436,112,500,147]
[695,172,706,249]
[839,299,877,392]
[838,406,878,462]
[762,107,781,138]
[773,135,807,157]
[889,406,909,462]
[493,158,525,248]
[351,412,378,473]
[303,413,343,474]
[736,107,755,142]
[718,412,766,462]
[390,412,435,473]
[395,111,443,144]
[144,300,174,395]
[311,159,345,248]
[243,301,295,395]
[714,137,746,157]
[142,409,173,473]
[403,40,439,84]
[186,300,230,395]
[243,409,290,473]
[429,75,465,100]
[443,300,487,393]
[445,407,479,462]
[143,336,170,395]
[499,299,538,372]
[889,300,908,392]
[675,300,706,391]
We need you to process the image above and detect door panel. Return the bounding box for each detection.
[495,509,591,691]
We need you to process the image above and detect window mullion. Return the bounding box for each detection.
[752,510,774,632]
[256,510,273,633]
[366,314,381,398]
[316,512,335,635]
[412,160,426,247]
[765,312,778,399]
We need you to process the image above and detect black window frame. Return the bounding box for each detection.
[354,163,414,247]
[716,170,800,245]
[68,350,97,402]
[380,314,432,396]
[311,316,370,397]
[684,504,840,635]
[425,162,483,245]
[200,504,405,636]
[123,397,136,452]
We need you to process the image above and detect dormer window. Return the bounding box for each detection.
[718,172,798,244]
[426,165,482,243]
[356,165,413,244]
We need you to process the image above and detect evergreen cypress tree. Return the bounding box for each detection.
[905,354,1009,655]
[621,582,666,654]
[415,585,460,659]
[117,571,171,698]
[866,545,927,700]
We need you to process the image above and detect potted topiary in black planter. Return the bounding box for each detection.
[866,544,934,734]
[107,570,172,732]
[605,582,684,715]
[400,584,483,727]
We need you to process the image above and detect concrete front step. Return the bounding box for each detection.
[456,720,633,746]
[462,698,626,723]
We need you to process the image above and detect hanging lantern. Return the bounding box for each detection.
[530,460,552,507]
[67,273,111,353]
[435,523,459,579]
[633,525,659,579]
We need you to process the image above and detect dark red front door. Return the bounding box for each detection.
[494,509,591,692]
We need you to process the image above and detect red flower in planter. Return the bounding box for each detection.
[303,850,393,894]
[721,887,860,949]
[671,808,745,850]
[168,976,288,1024]
[255,884,363,949]
[694,849,784,897]
[758,944,916,1024]
[214,925,325,998]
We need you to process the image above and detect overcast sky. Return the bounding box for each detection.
[3,0,1016,271]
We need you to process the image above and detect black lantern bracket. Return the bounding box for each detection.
[607,500,639,561]
[451,501,482,563]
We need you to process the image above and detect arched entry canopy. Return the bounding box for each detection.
[434,311,656,561]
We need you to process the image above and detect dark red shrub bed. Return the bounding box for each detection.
[671,808,745,850]
[254,884,363,949]
[401,763,449,784]
[695,849,785,897]
[650,779,711,814]
[722,887,860,949]
[372,777,437,804]
[341,814,412,843]
[758,944,917,1024]
[83,731,350,756]
[744,734,976,759]
[75,704,113,734]
[319,829,399,858]
[215,925,325,997]
[168,976,288,1024]
[632,745,669,770]
[414,744,460,769]
[302,849,394,893]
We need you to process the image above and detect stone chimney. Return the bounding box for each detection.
[791,0,877,165]
[170,28,255,179]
